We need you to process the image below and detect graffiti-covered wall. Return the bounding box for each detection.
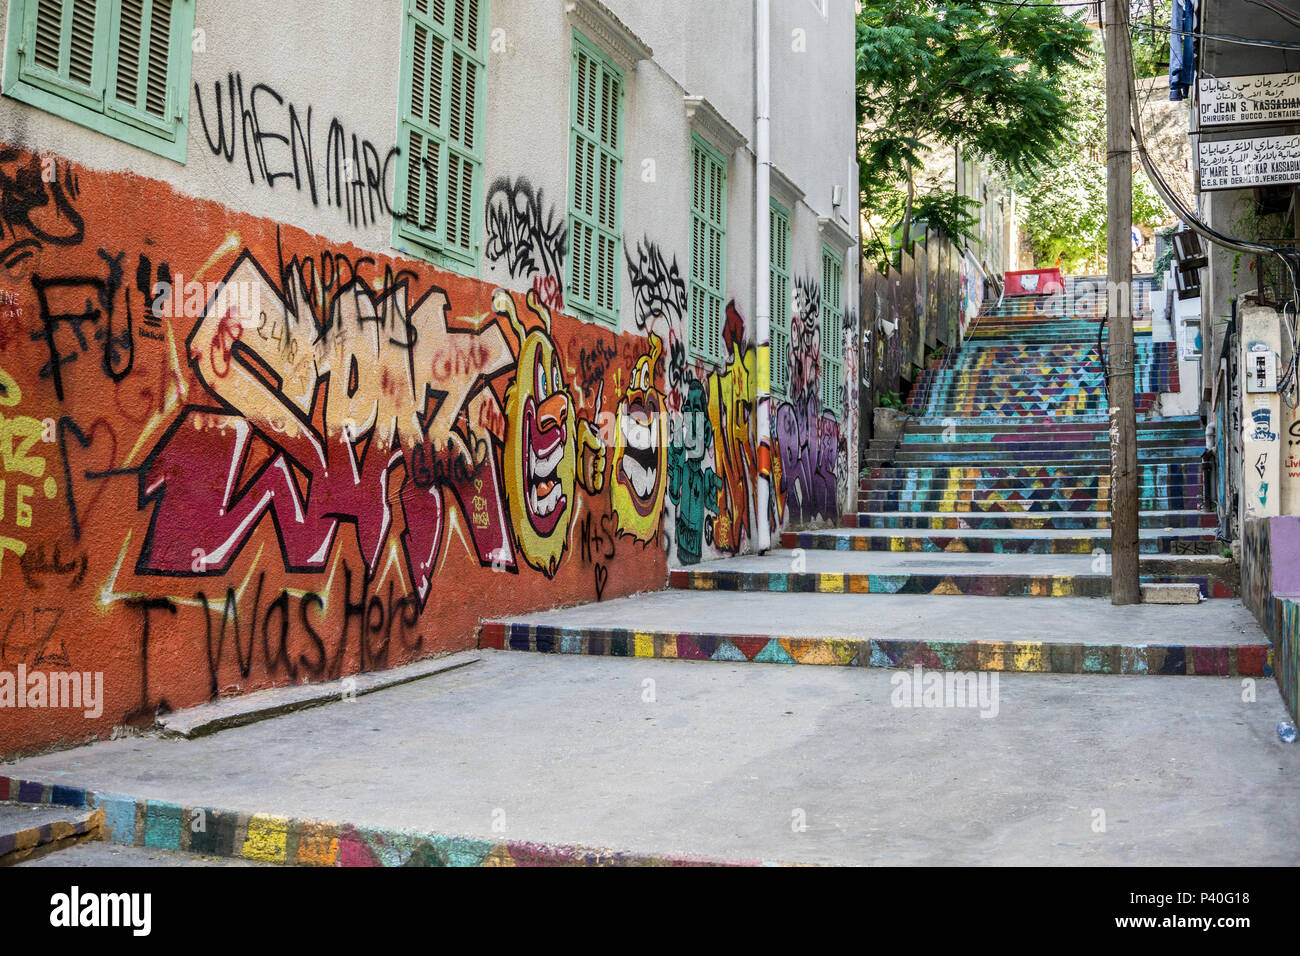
[861,229,970,416]
[0,146,681,754]
[0,0,860,756]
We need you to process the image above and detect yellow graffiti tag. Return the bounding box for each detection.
[0,366,56,577]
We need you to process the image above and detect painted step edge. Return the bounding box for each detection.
[480,623,1271,677]
[0,804,105,864]
[668,569,1238,599]
[843,515,1220,529]
[781,532,1220,555]
[0,778,776,868]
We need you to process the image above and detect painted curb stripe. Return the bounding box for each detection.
[1,777,777,868]
[666,570,1237,599]
[484,622,1271,678]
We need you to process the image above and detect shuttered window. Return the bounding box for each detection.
[4,0,194,161]
[689,134,727,363]
[820,244,844,417]
[769,200,791,399]
[396,0,486,272]
[567,30,623,327]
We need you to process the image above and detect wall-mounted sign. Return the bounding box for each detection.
[1199,134,1300,190]
[1199,73,1300,127]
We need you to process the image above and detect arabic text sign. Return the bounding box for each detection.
[1200,73,1300,127]
[1199,134,1300,190]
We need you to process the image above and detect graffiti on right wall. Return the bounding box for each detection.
[629,240,854,565]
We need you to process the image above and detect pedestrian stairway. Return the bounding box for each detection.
[484,287,1261,677]
[761,291,1232,599]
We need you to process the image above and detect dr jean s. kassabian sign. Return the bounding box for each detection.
[1200,73,1300,127]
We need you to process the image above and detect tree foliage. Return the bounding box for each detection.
[1016,67,1168,271]
[1129,0,1171,80]
[856,0,1093,265]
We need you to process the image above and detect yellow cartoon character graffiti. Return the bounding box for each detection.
[610,332,668,543]
[496,289,605,577]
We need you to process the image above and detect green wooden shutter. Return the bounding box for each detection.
[689,135,727,363]
[7,0,192,158]
[770,200,791,399]
[20,0,109,109]
[106,0,176,134]
[820,245,843,416]
[567,31,623,327]
[397,0,485,270]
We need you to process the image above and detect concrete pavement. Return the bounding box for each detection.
[3,650,1297,866]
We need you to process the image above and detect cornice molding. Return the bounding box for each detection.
[768,165,804,211]
[683,95,748,156]
[818,215,857,254]
[564,0,653,70]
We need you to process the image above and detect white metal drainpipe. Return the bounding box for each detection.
[755,0,773,553]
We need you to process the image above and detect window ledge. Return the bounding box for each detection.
[684,95,747,157]
[564,0,652,71]
[3,80,187,163]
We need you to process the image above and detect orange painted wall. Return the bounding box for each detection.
[0,146,667,756]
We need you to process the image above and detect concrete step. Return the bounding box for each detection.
[668,550,1238,599]
[783,527,1222,555]
[902,417,1200,434]
[957,336,1152,346]
[1,774,738,867]
[949,349,1168,362]
[909,402,1160,416]
[893,458,1201,468]
[859,470,1202,489]
[854,497,1204,513]
[864,463,1203,477]
[483,590,1266,675]
[845,510,1220,530]
[6,646,1295,868]
[1142,583,1203,605]
[908,383,1172,399]
[0,797,105,864]
[898,441,1202,455]
[909,381,1176,397]
[893,456,1199,467]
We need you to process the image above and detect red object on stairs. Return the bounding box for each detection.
[1004,268,1065,296]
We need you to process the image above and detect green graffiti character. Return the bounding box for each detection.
[668,379,721,565]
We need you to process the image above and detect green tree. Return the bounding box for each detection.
[856,0,1092,266]
[1017,68,1167,271]
[1129,0,1171,80]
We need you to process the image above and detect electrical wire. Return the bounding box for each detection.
[1121,0,1300,408]
[1246,0,1300,31]
[1129,21,1300,52]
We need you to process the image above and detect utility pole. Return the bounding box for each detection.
[1104,0,1141,604]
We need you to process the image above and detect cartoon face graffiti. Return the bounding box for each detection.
[610,333,668,542]
[667,377,720,565]
[497,289,605,577]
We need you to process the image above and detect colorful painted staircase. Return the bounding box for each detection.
[482,284,1258,679]
[739,290,1231,600]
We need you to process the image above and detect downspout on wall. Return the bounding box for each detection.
[755,0,773,552]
